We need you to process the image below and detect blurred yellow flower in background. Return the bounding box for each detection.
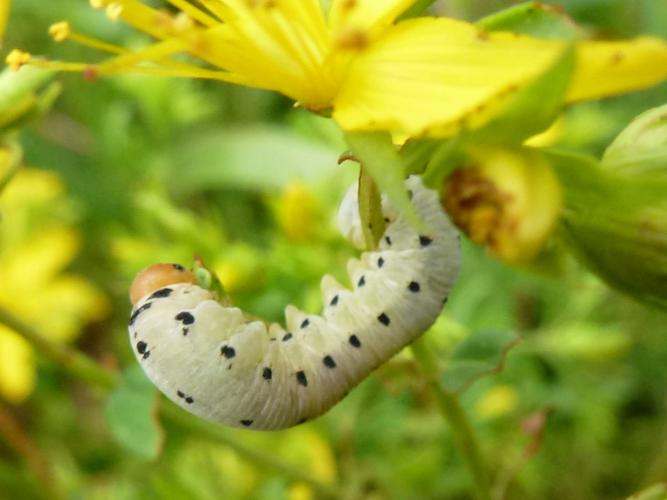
[8,0,667,138]
[0,165,109,403]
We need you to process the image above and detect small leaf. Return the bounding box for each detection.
[105,366,163,461]
[357,167,385,249]
[477,2,583,40]
[441,329,520,394]
[344,131,423,229]
[168,126,339,194]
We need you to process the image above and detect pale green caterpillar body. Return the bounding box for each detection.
[128,176,460,430]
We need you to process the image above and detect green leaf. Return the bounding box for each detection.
[344,131,423,230]
[168,126,340,194]
[603,102,667,177]
[627,483,667,500]
[440,329,520,394]
[477,2,583,40]
[468,46,575,146]
[105,366,163,461]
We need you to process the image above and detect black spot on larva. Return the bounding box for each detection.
[377,313,391,326]
[384,217,390,223]
[385,236,392,246]
[419,235,433,247]
[172,263,185,271]
[142,351,151,360]
[182,327,189,336]
[357,275,366,287]
[283,332,293,342]
[378,257,384,268]
[300,318,310,329]
[263,367,272,380]
[323,355,336,368]
[329,295,339,306]
[408,281,421,292]
[136,341,148,355]
[407,189,414,199]
[185,396,194,404]
[177,390,185,398]
[220,345,236,359]
[129,302,152,326]
[240,420,253,427]
[175,311,195,325]
[349,335,361,348]
[177,391,194,404]
[148,287,173,299]
[443,296,449,305]
[296,371,308,387]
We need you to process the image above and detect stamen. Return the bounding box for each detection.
[164,0,219,27]
[6,49,32,71]
[49,21,127,56]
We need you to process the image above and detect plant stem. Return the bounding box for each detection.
[411,338,491,500]
[0,306,339,498]
[0,308,117,391]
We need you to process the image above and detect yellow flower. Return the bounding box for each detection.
[0,166,109,403]
[7,0,667,138]
[443,148,562,264]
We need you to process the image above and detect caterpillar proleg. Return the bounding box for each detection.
[128,176,460,430]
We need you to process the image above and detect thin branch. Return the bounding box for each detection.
[411,338,491,500]
[0,403,64,500]
[0,306,339,498]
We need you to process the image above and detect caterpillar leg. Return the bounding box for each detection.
[128,176,460,430]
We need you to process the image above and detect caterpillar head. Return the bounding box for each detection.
[130,263,196,305]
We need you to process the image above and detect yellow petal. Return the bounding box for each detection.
[328,0,415,40]
[0,325,35,404]
[333,17,563,137]
[568,37,667,102]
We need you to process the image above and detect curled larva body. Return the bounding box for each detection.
[128,176,460,430]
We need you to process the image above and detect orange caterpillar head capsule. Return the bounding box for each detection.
[130,263,197,305]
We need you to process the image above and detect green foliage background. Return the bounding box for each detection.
[1,1,667,499]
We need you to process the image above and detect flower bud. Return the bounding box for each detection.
[552,103,667,309]
[602,102,667,177]
[442,148,562,264]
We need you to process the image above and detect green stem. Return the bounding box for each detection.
[0,307,117,391]
[411,339,491,500]
[0,306,339,498]
[398,0,439,20]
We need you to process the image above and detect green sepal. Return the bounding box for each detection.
[466,46,575,146]
[357,167,385,250]
[344,131,425,232]
[477,2,583,40]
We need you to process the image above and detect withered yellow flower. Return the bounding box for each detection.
[6,0,667,138]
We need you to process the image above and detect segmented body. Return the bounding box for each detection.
[128,176,460,430]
